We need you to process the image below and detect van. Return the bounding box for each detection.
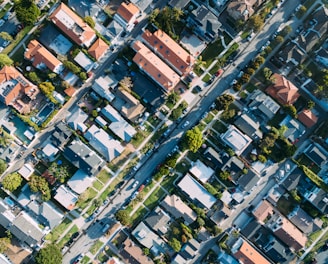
[102,224,110,233]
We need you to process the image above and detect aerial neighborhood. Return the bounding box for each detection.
[0,0,328,263]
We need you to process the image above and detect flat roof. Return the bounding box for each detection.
[221,125,252,155]
[189,159,214,183]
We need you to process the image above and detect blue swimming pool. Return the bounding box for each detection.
[36,103,54,123]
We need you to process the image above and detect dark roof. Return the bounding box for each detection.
[180,239,200,259]
[222,156,244,176]
[277,41,305,65]
[204,147,230,169]
[234,113,262,140]
[312,6,328,37]
[305,144,327,167]
[64,140,105,175]
[238,170,260,192]
[308,189,328,214]
[168,0,190,9]
[144,207,170,235]
[51,122,72,147]
[288,206,321,234]
[281,168,304,191]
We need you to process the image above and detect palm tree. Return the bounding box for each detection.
[193,56,206,73]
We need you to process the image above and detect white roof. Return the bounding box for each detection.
[92,76,116,102]
[74,51,94,72]
[221,125,252,155]
[42,143,59,158]
[67,169,94,194]
[18,164,34,180]
[95,116,107,127]
[66,108,88,131]
[178,174,216,209]
[189,160,214,183]
[132,222,166,251]
[221,190,233,205]
[54,185,78,210]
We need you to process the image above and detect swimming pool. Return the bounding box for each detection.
[36,103,54,123]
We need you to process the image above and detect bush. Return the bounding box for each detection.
[2,172,22,192]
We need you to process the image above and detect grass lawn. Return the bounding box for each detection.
[90,240,104,255]
[144,187,166,210]
[175,159,191,175]
[201,39,225,67]
[202,73,211,83]
[197,123,206,132]
[98,252,108,263]
[209,62,222,75]
[203,113,214,124]
[35,162,48,174]
[147,115,161,127]
[46,218,72,242]
[57,225,78,248]
[81,256,91,264]
[240,30,250,40]
[0,3,12,18]
[150,125,168,143]
[131,130,150,148]
[76,187,98,209]
[4,25,33,55]
[161,174,179,194]
[97,169,111,184]
[10,46,25,63]
[130,206,148,227]
[306,229,322,247]
[221,43,239,61]
[212,120,227,133]
[92,180,104,191]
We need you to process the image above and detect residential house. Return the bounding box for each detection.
[95,116,107,128]
[132,222,169,255]
[265,73,300,105]
[288,206,322,234]
[66,107,88,132]
[64,139,105,175]
[227,0,265,21]
[84,125,124,162]
[296,31,320,54]
[180,239,200,260]
[101,104,136,142]
[18,164,34,181]
[106,20,124,45]
[54,185,78,211]
[304,143,328,167]
[303,186,328,214]
[132,40,180,92]
[234,113,263,140]
[221,156,245,181]
[280,167,304,191]
[217,251,239,264]
[220,125,252,156]
[141,29,194,76]
[0,198,45,247]
[237,169,260,193]
[120,238,154,264]
[280,115,305,143]
[171,254,188,264]
[41,143,59,162]
[49,3,96,47]
[252,200,307,251]
[74,51,94,72]
[0,66,39,114]
[160,194,197,225]
[189,159,214,183]
[311,6,328,38]
[168,0,190,9]
[277,41,306,66]
[0,141,20,163]
[265,184,285,205]
[25,40,64,74]
[88,38,109,61]
[204,147,230,169]
[114,2,140,32]
[187,5,221,42]
[67,169,94,194]
[231,237,270,264]
[144,207,170,236]
[51,121,72,148]
[242,220,295,264]
[248,89,280,120]
[113,88,145,122]
[297,109,318,128]
[178,174,217,209]
[92,76,117,102]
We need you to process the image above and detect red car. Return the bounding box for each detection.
[215,69,223,77]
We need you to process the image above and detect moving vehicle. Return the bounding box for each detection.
[182,121,190,128]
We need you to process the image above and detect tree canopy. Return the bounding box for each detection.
[248,15,264,32]
[14,0,40,25]
[169,238,181,252]
[0,54,13,68]
[182,126,203,153]
[29,175,51,201]
[115,210,130,226]
[35,244,62,264]
[0,32,13,42]
[0,236,10,253]
[83,16,95,28]
[2,172,22,192]
[215,94,234,111]
[0,159,7,175]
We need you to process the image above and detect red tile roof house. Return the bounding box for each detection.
[0,66,39,114]
[266,73,300,105]
[24,40,64,74]
[49,3,97,48]
[132,40,180,92]
[142,29,195,76]
[114,2,140,32]
[297,109,318,128]
[88,38,109,61]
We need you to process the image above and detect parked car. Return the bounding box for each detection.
[178,87,185,94]
[0,19,5,27]
[73,254,84,264]
[181,120,190,129]
[215,69,223,77]
[132,180,139,189]
[102,224,110,233]
[71,232,80,241]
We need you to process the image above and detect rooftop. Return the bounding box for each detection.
[54,185,78,210]
[189,159,214,183]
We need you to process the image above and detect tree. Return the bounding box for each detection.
[248,15,264,32]
[221,109,236,122]
[91,109,98,118]
[0,32,13,42]
[63,60,81,74]
[0,54,13,67]
[307,100,315,109]
[143,248,150,256]
[281,25,292,36]
[169,238,181,252]
[79,72,87,81]
[263,67,272,80]
[258,154,267,163]
[48,73,57,79]
[255,56,265,65]
[0,159,7,175]
[196,217,205,227]
[84,16,95,28]
[115,210,130,225]
[93,198,102,208]
[35,244,62,264]
[39,82,55,97]
[165,156,177,168]
[216,94,234,111]
[283,104,297,118]
[28,71,41,84]
[246,67,255,75]
[119,76,133,91]
[219,171,230,180]
[2,172,22,192]
[171,108,182,120]
[15,0,40,25]
[275,35,284,44]
[182,127,203,153]
[0,236,10,253]
[194,56,206,73]
[29,175,51,201]
[298,5,307,17]
[241,73,251,83]
[204,183,218,196]
[159,166,169,176]
[167,92,180,106]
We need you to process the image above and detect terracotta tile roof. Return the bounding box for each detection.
[121,238,154,264]
[88,38,109,60]
[132,41,180,91]
[25,40,62,72]
[252,200,275,223]
[233,239,270,264]
[298,109,318,128]
[142,30,194,75]
[266,73,300,105]
[49,3,96,47]
[64,86,76,97]
[116,2,140,23]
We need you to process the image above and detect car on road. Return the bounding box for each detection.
[102,224,110,233]
[131,191,139,200]
[207,75,215,85]
[181,121,190,129]
[201,112,209,119]
[215,69,223,77]
[132,180,139,189]
[193,85,202,93]
[230,79,237,86]
[103,199,109,205]
[72,254,84,264]
[182,108,189,115]
[71,232,80,241]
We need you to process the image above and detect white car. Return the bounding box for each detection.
[132,180,139,189]
[182,121,190,129]
[230,79,237,85]
[0,19,5,27]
